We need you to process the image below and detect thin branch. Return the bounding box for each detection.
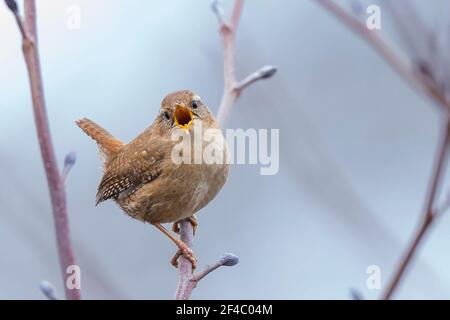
[211,0,225,26]
[215,0,277,126]
[191,253,239,283]
[316,0,450,299]
[315,0,449,110]
[5,0,26,39]
[175,0,275,300]
[229,0,244,30]
[6,0,80,299]
[236,65,277,92]
[382,115,450,300]
[434,191,450,219]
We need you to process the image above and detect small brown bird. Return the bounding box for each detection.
[76,90,229,269]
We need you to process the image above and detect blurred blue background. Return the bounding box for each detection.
[1,0,450,299]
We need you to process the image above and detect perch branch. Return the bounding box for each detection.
[316,0,450,299]
[6,0,80,299]
[174,0,276,300]
[174,220,195,300]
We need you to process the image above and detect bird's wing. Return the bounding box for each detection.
[95,141,165,205]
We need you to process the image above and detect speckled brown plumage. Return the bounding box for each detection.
[76,90,229,268]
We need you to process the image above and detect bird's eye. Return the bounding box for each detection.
[191,100,198,109]
[163,111,171,120]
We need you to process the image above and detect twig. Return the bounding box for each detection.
[192,253,239,283]
[315,0,450,299]
[6,0,80,300]
[434,190,450,219]
[174,0,276,300]
[382,115,450,299]
[214,0,277,126]
[236,65,277,92]
[176,253,239,300]
[315,0,449,110]
[5,0,26,39]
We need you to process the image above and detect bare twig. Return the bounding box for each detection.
[5,0,26,39]
[434,191,450,219]
[382,115,450,299]
[175,253,239,300]
[175,0,275,300]
[214,0,277,126]
[316,0,450,299]
[192,253,239,283]
[236,65,277,92]
[6,0,80,299]
[315,0,449,110]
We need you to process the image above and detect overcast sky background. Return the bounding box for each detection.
[1,0,450,299]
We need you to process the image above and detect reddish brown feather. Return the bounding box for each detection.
[76,118,124,160]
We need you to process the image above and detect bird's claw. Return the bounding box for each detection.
[172,222,180,234]
[172,216,198,235]
[171,246,197,270]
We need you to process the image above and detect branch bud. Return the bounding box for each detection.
[219,253,239,266]
[39,280,59,300]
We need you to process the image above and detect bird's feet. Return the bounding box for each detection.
[172,215,198,235]
[171,242,197,270]
[152,222,197,270]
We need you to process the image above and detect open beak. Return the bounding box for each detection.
[173,105,193,130]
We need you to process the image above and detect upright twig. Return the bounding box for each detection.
[174,0,276,300]
[316,0,450,299]
[214,0,277,126]
[5,0,80,300]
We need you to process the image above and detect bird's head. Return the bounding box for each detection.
[159,90,214,133]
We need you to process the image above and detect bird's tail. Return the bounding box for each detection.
[76,118,124,164]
